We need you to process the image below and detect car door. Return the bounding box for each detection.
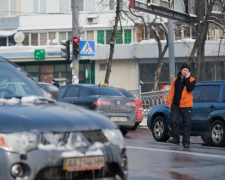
[58,86,69,101]
[60,85,80,105]
[191,85,221,132]
[0,84,7,98]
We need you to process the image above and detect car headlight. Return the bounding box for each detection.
[102,129,124,149]
[0,132,38,152]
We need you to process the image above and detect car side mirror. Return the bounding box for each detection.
[46,86,59,100]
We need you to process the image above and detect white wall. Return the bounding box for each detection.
[20,0,33,13]
[95,59,137,90]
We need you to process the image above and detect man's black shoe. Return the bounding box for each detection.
[168,138,180,145]
[183,144,190,148]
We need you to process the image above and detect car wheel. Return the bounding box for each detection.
[120,128,128,136]
[210,120,225,147]
[152,116,170,142]
[130,123,139,131]
[201,135,211,145]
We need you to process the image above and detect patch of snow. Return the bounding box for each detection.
[88,142,104,150]
[139,117,147,127]
[21,96,40,104]
[0,98,20,104]
[140,39,156,44]
[189,14,197,17]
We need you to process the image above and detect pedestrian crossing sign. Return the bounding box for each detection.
[80,41,95,57]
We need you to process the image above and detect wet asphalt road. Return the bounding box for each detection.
[125,127,225,180]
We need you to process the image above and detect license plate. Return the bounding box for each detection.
[111,117,127,122]
[63,156,105,172]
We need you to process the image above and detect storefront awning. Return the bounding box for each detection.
[0,30,17,37]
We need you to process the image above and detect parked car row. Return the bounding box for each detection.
[0,57,128,180]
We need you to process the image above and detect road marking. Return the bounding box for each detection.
[126,146,225,159]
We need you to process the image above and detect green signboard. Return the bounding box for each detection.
[35,49,45,60]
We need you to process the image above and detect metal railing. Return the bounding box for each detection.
[128,88,170,109]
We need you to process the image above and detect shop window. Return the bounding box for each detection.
[31,33,38,46]
[68,32,72,40]
[40,65,54,73]
[97,31,104,44]
[87,31,94,40]
[40,74,54,83]
[67,64,72,72]
[85,0,95,12]
[26,65,39,73]
[55,65,66,72]
[59,32,67,43]
[0,37,7,46]
[124,30,131,44]
[23,33,29,46]
[60,0,69,13]
[99,64,106,71]
[8,36,16,46]
[40,33,47,45]
[140,64,157,83]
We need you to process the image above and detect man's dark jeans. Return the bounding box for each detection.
[171,103,192,145]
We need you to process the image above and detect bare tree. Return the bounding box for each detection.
[104,0,121,84]
[188,0,225,82]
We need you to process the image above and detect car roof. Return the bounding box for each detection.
[0,57,7,62]
[69,84,116,88]
[197,81,225,86]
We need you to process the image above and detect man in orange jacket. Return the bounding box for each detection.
[167,63,195,148]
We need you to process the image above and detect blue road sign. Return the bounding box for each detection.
[80,40,95,57]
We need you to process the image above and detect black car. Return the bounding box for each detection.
[59,84,136,135]
[0,57,127,180]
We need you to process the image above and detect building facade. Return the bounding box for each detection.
[0,0,225,92]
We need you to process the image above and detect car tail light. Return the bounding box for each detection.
[93,101,111,106]
[126,102,136,107]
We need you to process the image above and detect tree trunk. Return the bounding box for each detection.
[104,0,120,84]
[153,55,163,91]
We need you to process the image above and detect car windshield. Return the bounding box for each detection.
[88,86,124,97]
[0,61,52,100]
[118,89,134,98]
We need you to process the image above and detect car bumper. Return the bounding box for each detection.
[136,111,144,123]
[98,112,136,129]
[0,145,128,180]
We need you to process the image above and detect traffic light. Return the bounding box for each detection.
[61,40,70,61]
[73,36,80,58]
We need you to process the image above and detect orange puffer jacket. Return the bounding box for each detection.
[167,76,195,108]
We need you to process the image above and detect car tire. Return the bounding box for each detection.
[201,135,211,145]
[120,128,128,136]
[209,120,225,147]
[130,123,139,131]
[152,116,170,142]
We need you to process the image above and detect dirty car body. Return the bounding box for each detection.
[58,85,136,134]
[0,57,127,180]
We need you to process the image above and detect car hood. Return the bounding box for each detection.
[0,102,117,133]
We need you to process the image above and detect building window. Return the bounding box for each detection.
[97,30,104,44]
[59,32,67,43]
[40,0,46,13]
[0,0,9,17]
[10,0,16,16]
[99,63,106,71]
[33,0,38,13]
[31,34,38,46]
[79,0,84,11]
[87,31,94,40]
[23,33,29,46]
[40,33,47,45]
[109,0,114,10]
[60,0,69,13]
[124,29,131,44]
[106,31,112,44]
[85,0,95,12]
[116,30,123,44]
[49,32,56,43]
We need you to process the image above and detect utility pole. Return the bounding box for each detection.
[168,19,175,85]
[72,0,79,84]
